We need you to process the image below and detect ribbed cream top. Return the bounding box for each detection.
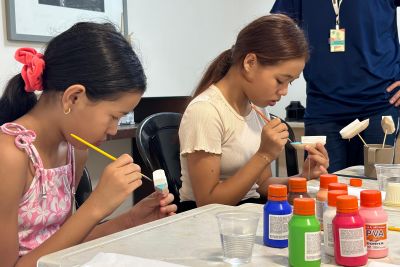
[179,85,269,202]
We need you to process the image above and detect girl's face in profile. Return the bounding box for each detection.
[67,91,142,148]
[244,57,305,107]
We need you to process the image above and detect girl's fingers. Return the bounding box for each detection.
[315,143,329,158]
[160,204,177,214]
[113,154,134,167]
[127,172,143,184]
[319,165,328,173]
[122,163,141,175]
[160,193,175,206]
[128,179,143,191]
[273,122,288,132]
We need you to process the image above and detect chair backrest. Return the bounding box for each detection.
[136,112,183,204]
[270,114,299,176]
[75,167,92,209]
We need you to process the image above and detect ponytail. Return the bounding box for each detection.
[0,74,37,125]
[193,49,232,97]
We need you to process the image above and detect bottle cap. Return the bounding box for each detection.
[289,177,307,193]
[360,190,382,207]
[293,198,315,216]
[268,184,287,201]
[350,178,362,187]
[328,190,348,207]
[336,195,358,213]
[328,183,348,192]
[320,174,338,189]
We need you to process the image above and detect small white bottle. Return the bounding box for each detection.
[323,190,348,256]
[153,169,168,194]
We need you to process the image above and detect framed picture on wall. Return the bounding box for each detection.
[5,0,128,42]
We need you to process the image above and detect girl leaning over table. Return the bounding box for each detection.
[178,14,330,212]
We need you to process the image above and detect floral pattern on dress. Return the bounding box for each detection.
[1,123,75,256]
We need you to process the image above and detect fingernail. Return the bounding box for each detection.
[390,100,394,104]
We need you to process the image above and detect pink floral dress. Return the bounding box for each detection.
[0,123,75,256]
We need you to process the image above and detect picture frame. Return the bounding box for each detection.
[5,0,128,42]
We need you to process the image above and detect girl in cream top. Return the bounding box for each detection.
[178,15,329,209]
[179,85,267,202]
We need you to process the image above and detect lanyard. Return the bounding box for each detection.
[332,0,343,29]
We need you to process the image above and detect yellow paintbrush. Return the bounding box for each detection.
[389,226,400,232]
[70,133,152,182]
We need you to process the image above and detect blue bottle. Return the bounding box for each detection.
[264,184,292,248]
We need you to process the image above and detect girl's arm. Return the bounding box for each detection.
[74,149,175,242]
[0,143,142,267]
[0,137,29,267]
[186,118,289,207]
[256,166,289,197]
[187,150,271,206]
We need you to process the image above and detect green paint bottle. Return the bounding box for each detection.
[289,198,321,267]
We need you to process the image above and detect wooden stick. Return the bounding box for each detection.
[357,134,368,147]
[308,158,311,181]
[382,129,387,149]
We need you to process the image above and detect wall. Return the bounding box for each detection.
[126,0,307,119]
[0,1,305,120]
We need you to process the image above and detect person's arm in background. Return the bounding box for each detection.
[270,0,302,26]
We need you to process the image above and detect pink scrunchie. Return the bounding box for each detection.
[14,48,45,92]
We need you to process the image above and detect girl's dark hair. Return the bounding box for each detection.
[0,22,146,124]
[194,14,309,97]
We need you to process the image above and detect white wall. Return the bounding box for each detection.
[0,0,305,119]
[0,2,43,91]
[126,0,307,119]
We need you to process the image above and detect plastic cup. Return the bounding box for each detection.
[216,211,260,265]
[375,164,400,191]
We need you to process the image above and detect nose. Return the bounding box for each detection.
[279,84,289,96]
[107,122,119,136]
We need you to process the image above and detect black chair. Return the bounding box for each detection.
[75,167,92,209]
[136,112,183,206]
[270,114,299,176]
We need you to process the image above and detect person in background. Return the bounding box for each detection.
[178,14,329,212]
[0,22,176,267]
[271,0,400,172]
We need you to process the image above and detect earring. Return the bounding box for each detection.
[64,108,71,115]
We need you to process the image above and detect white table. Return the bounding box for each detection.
[38,202,400,267]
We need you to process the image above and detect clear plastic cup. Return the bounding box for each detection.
[216,211,259,265]
[375,164,400,191]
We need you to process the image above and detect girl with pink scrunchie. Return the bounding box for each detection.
[0,22,176,267]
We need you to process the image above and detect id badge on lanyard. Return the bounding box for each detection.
[330,0,345,52]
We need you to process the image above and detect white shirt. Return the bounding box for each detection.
[179,85,269,202]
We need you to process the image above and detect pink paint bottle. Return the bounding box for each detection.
[359,190,388,258]
[333,195,367,266]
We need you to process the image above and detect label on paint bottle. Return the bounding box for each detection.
[339,227,367,257]
[269,214,292,240]
[316,200,326,224]
[305,232,321,261]
[365,223,387,250]
[325,222,334,249]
